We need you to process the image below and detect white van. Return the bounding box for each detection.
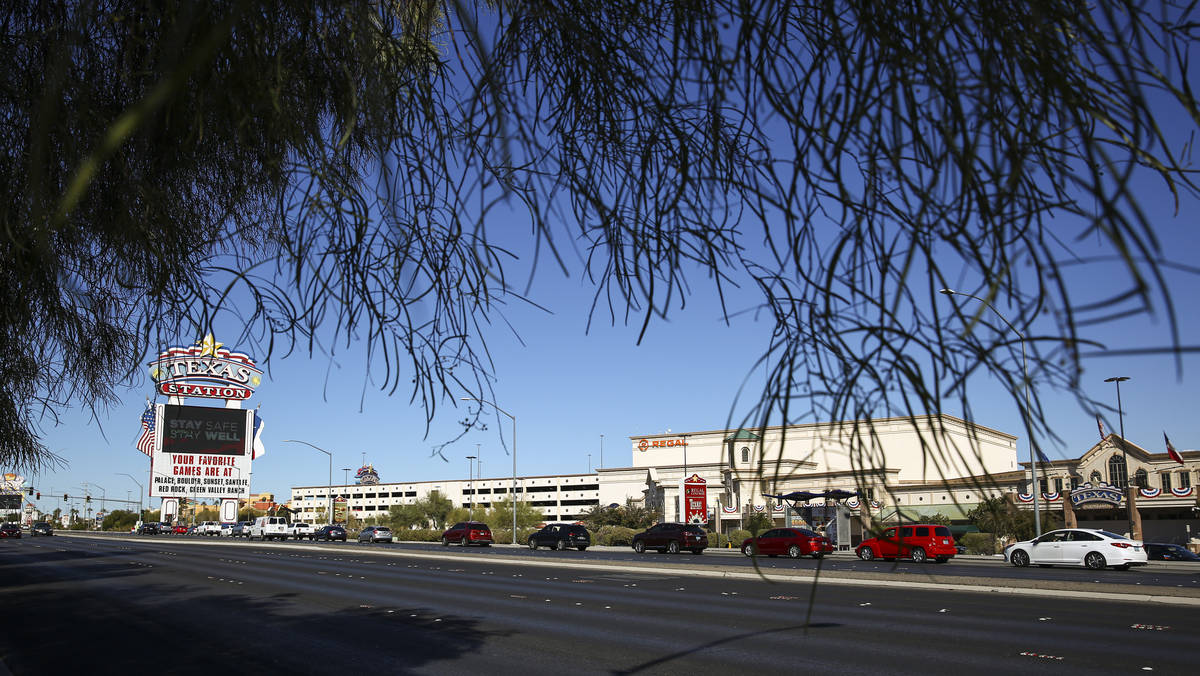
[249,516,289,541]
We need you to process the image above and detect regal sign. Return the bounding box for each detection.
[148,334,262,401]
[683,473,708,524]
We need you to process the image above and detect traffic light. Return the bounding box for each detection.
[64,493,69,500]
[86,495,92,503]
[26,486,33,495]
[36,492,40,500]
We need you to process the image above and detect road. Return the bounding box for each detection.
[1,535,1197,674]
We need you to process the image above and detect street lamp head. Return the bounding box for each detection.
[1104,376,1131,383]
[938,288,955,295]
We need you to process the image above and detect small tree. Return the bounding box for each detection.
[101,509,138,531]
[745,513,773,535]
[968,496,1060,542]
[415,491,455,529]
[484,497,544,529]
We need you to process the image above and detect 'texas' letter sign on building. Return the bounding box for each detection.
[147,334,263,400]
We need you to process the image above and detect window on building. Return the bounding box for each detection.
[741,447,749,463]
[1107,455,1128,488]
[1090,470,1102,485]
[1180,471,1192,489]
[1161,472,1172,492]
[1134,469,1148,488]
[1070,476,1080,490]
[1039,478,1049,494]
[1053,478,1063,493]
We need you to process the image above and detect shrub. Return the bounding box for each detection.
[595,525,637,546]
[960,532,998,555]
[727,529,752,546]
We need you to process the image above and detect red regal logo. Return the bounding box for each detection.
[638,439,649,451]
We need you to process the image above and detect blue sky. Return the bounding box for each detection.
[27,201,1200,513]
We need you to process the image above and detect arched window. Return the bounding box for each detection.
[1090,470,1102,485]
[1134,469,1148,488]
[1108,455,1128,488]
[741,447,749,464]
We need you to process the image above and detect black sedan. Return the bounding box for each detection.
[136,522,160,535]
[1145,543,1200,561]
[313,525,347,542]
[30,521,53,536]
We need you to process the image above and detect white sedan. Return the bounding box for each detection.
[1005,528,1148,570]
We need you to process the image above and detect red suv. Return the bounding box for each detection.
[856,524,957,563]
[442,521,494,547]
[631,523,708,555]
[742,527,833,559]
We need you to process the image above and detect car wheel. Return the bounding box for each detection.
[666,540,680,554]
[633,540,646,554]
[577,546,588,551]
[857,547,875,561]
[787,545,802,559]
[910,547,927,564]
[1010,549,1030,567]
[441,536,449,547]
[742,543,755,557]
[528,537,538,550]
[1084,551,1107,570]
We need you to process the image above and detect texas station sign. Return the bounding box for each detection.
[148,334,262,400]
[148,403,253,501]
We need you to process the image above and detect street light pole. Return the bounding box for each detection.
[466,454,477,520]
[116,473,144,524]
[283,440,335,526]
[462,397,517,544]
[1104,376,1137,538]
[940,288,1043,537]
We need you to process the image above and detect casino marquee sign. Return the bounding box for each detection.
[148,334,263,400]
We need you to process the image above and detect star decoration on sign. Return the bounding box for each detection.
[197,333,223,357]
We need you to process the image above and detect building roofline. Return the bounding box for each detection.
[628,413,1016,442]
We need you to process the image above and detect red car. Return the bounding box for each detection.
[856,524,957,563]
[441,521,493,547]
[173,524,188,534]
[742,527,833,559]
[0,523,22,538]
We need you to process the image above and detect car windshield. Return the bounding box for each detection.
[684,526,705,534]
[1096,530,1129,540]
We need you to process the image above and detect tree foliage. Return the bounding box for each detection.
[967,495,1060,542]
[581,500,660,530]
[3,1,1199,482]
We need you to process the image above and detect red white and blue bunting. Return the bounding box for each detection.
[721,505,739,514]
[846,498,860,509]
[1138,487,1161,499]
[1017,493,1034,503]
[1170,486,1194,497]
[869,500,882,509]
[752,504,766,512]
[772,502,785,512]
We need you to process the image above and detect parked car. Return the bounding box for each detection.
[248,516,290,541]
[136,522,160,535]
[30,521,54,536]
[314,525,348,542]
[231,521,254,537]
[219,522,236,536]
[631,523,708,555]
[1144,543,1200,562]
[290,522,316,540]
[441,521,493,547]
[741,527,833,559]
[527,523,590,551]
[198,520,222,536]
[856,524,957,563]
[174,524,189,534]
[0,523,22,538]
[359,525,394,543]
[1005,528,1148,570]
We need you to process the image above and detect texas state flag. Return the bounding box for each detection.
[1164,432,1184,465]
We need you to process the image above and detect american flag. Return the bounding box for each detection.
[136,403,156,456]
[1097,416,1106,441]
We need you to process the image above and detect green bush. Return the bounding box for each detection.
[594,525,637,546]
[727,529,752,547]
[959,532,998,555]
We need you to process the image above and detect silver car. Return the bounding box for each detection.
[358,526,393,543]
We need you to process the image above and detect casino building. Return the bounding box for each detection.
[289,413,1030,547]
